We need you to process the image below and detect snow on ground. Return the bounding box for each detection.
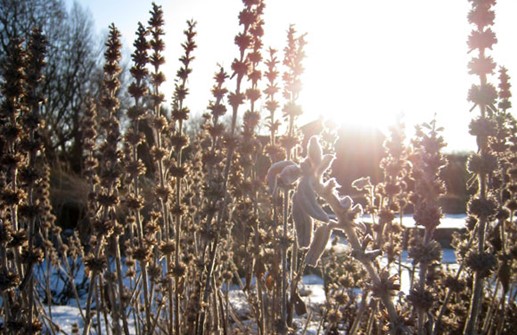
[43,276,328,334]
[43,246,460,334]
[47,305,83,334]
[360,213,468,230]
[300,274,326,306]
[24,215,469,333]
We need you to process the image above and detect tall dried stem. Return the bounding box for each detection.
[196,1,265,333]
[82,24,125,335]
[463,1,499,332]
[125,21,153,334]
[169,19,197,335]
[408,118,447,333]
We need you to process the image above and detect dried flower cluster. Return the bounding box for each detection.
[461,0,517,333]
[0,28,64,333]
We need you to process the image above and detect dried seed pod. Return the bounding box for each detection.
[292,192,313,249]
[305,223,331,267]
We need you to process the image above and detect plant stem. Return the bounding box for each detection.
[281,188,289,333]
[433,228,476,335]
[113,234,130,334]
[464,42,490,335]
[320,187,402,334]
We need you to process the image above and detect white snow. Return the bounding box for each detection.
[360,213,468,230]
[11,215,470,334]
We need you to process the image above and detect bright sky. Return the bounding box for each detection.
[67,0,517,152]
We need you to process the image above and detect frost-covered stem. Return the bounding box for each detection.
[152,82,171,232]
[432,229,476,335]
[194,182,223,334]
[25,127,38,332]
[265,48,279,146]
[253,215,266,335]
[82,195,98,331]
[287,219,298,326]
[132,94,151,335]
[172,81,184,335]
[349,291,370,335]
[193,70,226,333]
[146,297,165,334]
[44,250,53,320]
[134,176,151,330]
[417,230,432,334]
[495,200,516,334]
[319,186,401,334]
[283,31,306,328]
[195,132,231,332]
[55,247,85,320]
[5,115,24,287]
[114,234,130,335]
[198,10,254,334]
[99,276,111,335]
[398,213,404,286]
[272,201,280,327]
[83,231,110,335]
[172,21,196,334]
[197,149,239,333]
[498,283,515,334]
[499,164,509,255]
[289,259,306,326]
[148,11,176,334]
[24,42,46,319]
[82,191,109,335]
[197,233,219,335]
[131,130,148,327]
[484,150,511,334]
[482,280,500,333]
[464,48,489,335]
[224,278,230,333]
[366,303,377,335]
[280,188,289,333]
[83,269,99,335]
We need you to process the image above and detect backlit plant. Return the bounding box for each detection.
[0,1,515,335]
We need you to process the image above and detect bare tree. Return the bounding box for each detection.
[0,0,64,52]
[0,0,102,171]
[41,2,101,169]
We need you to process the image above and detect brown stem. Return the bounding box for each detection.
[433,227,476,335]
[464,43,489,335]
[320,187,403,334]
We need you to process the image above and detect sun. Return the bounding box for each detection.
[297,78,401,135]
[293,23,470,149]
[268,0,479,151]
